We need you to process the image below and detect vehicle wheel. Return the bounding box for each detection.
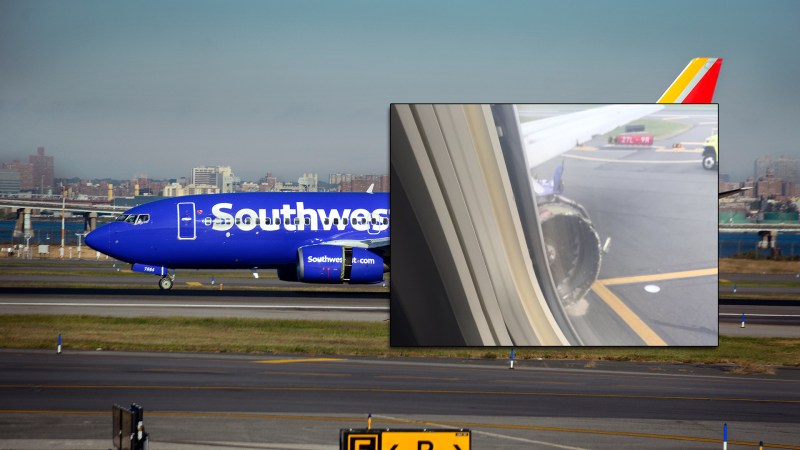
[702,154,716,170]
[158,276,173,290]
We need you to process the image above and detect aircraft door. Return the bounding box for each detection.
[177,202,196,240]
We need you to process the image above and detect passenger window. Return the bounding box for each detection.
[304,218,310,225]
[284,218,289,225]
[333,218,339,225]
[383,218,388,225]
[265,218,271,225]
[343,218,349,225]
[324,219,330,225]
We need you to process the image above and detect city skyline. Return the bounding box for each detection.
[2,1,800,181]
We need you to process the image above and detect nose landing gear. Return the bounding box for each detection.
[158,276,174,290]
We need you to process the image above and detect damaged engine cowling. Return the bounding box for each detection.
[537,195,602,304]
[277,244,385,284]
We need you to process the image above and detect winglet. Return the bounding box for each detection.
[658,57,723,104]
[366,183,374,194]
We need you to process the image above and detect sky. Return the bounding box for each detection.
[1,0,799,182]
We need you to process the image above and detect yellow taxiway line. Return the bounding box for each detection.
[253,358,343,364]
[591,268,718,345]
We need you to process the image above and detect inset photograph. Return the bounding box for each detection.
[390,104,718,346]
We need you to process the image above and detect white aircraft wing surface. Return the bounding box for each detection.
[519,104,664,169]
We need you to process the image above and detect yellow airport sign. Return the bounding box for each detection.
[341,429,471,450]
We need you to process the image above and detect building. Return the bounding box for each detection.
[191,166,238,193]
[339,174,389,192]
[29,147,54,192]
[754,156,799,184]
[755,176,789,200]
[298,173,318,192]
[2,160,34,191]
[0,171,20,194]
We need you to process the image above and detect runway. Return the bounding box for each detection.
[0,287,388,321]
[2,349,799,449]
[527,107,718,345]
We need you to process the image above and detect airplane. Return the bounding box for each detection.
[85,57,719,295]
[518,57,722,306]
[85,190,389,289]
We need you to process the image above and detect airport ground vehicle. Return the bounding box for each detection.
[702,134,718,170]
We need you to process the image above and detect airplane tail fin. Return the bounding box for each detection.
[657,57,722,104]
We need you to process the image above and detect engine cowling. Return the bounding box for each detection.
[537,196,602,305]
[288,245,384,284]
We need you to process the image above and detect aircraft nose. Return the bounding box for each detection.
[85,225,111,254]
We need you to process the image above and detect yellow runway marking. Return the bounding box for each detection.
[185,281,203,287]
[253,358,343,364]
[591,281,667,346]
[377,376,461,381]
[493,379,582,386]
[600,268,717,286]
[261,371,350,377]
[120,270,132,273]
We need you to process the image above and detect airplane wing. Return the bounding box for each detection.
[519,104,664,169]
[719,187,752,199]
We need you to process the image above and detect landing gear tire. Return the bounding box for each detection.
[702,154,717,170]
[158,276,173,290]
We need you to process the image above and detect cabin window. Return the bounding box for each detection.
[294,218,299,225]
[284,217,290,225]
[203,217,212,226]
[383,218,389,225]
[343,218,349,225]
[324,218,330,225]
[304,218,310,225]
[333,218,339,225]
[265,218,271,225]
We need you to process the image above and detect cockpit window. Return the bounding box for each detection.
[116,214,149,224]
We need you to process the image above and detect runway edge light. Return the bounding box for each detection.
[57,333,62,354]
[723,422,728,450]
[509,348,515,369]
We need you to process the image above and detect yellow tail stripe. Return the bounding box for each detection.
[658,58,709,104]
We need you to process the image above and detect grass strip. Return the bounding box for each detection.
[720,258,800,274]
[1,315,798,369]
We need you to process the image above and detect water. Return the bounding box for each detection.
[719,231,800,258]
[0,219,93,245]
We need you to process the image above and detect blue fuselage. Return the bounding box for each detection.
[85,192,389,270]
